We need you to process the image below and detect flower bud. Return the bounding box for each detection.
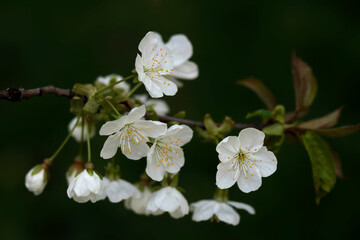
[66,157,84,185]
[67,164,102,203]
[25,161,50,196]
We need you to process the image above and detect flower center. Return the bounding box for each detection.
[117,124,149,155]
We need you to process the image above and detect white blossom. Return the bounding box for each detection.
[96,74,131,94]
[25,166,47,196]
[190,199,255,226]
[67,169,102,203]
[98,177,141,203]
[99,105,167,160]
[216,128,277,193]
[66,165,83,186]
[147,186,189,218]
[68,117,96,142]
[134,94,170,116]
[146,125,193,181]
[135,32,177,98]
[154,32,199,87]
[125,186,153,215]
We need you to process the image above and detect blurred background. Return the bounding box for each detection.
[1,0,359,239]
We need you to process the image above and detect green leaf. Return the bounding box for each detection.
[311,124,360,137]
[31,164,44,176]
[302,131,336,204]
[292,53,318,110]
[237,77,277,110]
[272,105,285,123]
[246,109,273,120]
[297,107,343,130]
[262,123,284,136]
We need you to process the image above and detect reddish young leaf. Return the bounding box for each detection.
[292,52,318,110]
[237,77,277,110]
[297,106,344,130]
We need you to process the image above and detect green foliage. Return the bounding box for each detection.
[196,114,235,143]
[302,131,336,204]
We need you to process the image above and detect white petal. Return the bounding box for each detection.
[160,124,193,146]
[166,34,193,67]
[216,136,240,163]
[215,203,240,226]
[191,200,217,222]
[146,99,170,116]
[154,188,180,212]
[142,76,164,98]
[100,134,120,159]
[237,166,262,193]
[126,105,146,123]
[251,146,277,177]
[216,161,238,189]
[99,118,125,136]
[173,61,199,80]
[119,132,150,160]
[166,76,184,88]
[152,32,165,45]
[153,77,178,96]
[238,128,265,152]
[138,32,158,62]
[228,201,255,215]
[133,120,167,138]
[146,144,166,181]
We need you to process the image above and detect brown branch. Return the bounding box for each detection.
[0,86,74,101]
[157,115,261,130]
[0,85,261,130]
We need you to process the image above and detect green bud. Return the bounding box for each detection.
[204,114,218,135]
[70,96,84,115]
[218,116,235,136]
[174,111,186,119]
[73,83,97,97]
[83,97,100,114]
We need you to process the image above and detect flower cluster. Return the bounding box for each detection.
[24,30,279,227]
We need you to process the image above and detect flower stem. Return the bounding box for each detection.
[94,74,135,96]
[104,98,122,118]
[48,116,80,163]
[83,114,92,163]
[78,115,84,159]
[127,82,143,99]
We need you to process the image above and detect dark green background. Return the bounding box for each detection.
[1,0,359,239]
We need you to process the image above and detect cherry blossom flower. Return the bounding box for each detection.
[216,128,277,193]
[125,186,153,215]
[135,32,177,98]
[190,199,255,226]
[147,186,189,218]
[68,117,95,142]
[99,105,167,160]
[67,169,102,203]
[98,177,141,203]
[96,74,131,94]
[146,125,193,181]
[154,32,199,87]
